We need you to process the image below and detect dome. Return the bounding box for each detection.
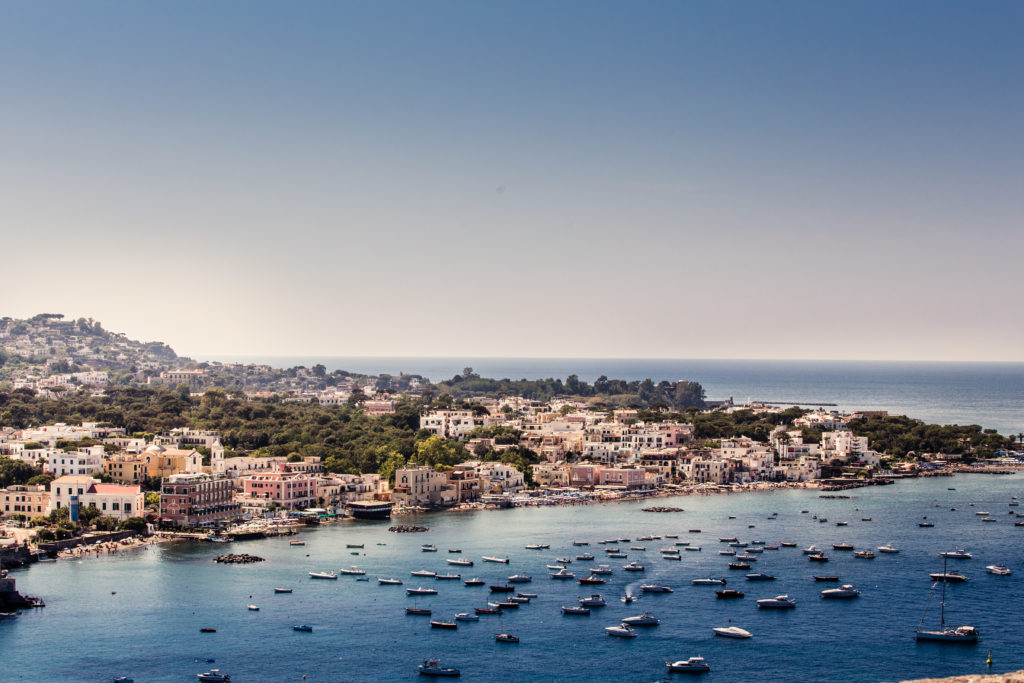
[145,443,166,453]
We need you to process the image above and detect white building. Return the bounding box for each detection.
[49,475,144,521]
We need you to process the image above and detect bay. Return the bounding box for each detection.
[4,472,1024,682]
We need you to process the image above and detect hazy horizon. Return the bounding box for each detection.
[3,2,1021,362]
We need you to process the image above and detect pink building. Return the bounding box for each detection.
[242,463,318,510]
[569,464,604,488]
[599,467,648,489]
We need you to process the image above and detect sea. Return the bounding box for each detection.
[4,473,1024,682]
[208,357,1024,435]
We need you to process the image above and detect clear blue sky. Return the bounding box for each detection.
[2,1,1022,360]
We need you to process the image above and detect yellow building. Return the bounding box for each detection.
[104,454,148,485]
[143,444,202,479]
[1,485,50,518]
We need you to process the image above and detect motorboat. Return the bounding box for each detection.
[550,568,575,580]
[339,566,365,575]
[454,612,479,622]
[623,561,645,572]
[607,553,628,559]
[494,601,519,609]
[929,571,968,583]
[489,584,515,593]
[482,556,510,564]
[345,543,363,549]
[719,550,737,556]
[621,612,659,626]
[429,620,458,630]
[808,553,829,563]
[494,633,519,643]
[916,559,979,643]
[780,542,797,547]
[605,624,638,638]
[814,575,840,582]
[578,594,607,607]
[572,540,590,546]
[745,573,775,581]
[199,628,217,633]
[378,578,403,585]
[579,576,605,585]
[547,564,568,570]
[832,543,853,551]
[836,521,848,526]
[728,562,751,570]
[666,657,710,673]
[712,626,752,639]
[919,522,935,528]
[663,553,682,560]
[309,571,337,580]
[463,578,484,586]
[292,624,313,632]
[692,578,726,586]
[516,591,537,598]
[821,584,861,599]
[803,545,822,555]
[411,570,436,578]
[289,540,305,546]
[508,574,532,583]
[247,604,259,611]
[939,549,972,560]
[685,546,702,552]
[661,548,681,555]
[418,659,461,677]
[447,558,473,566]
[562,605,590,615]
[524,544,549,550]
[407,587,438,596]
[986,565,1011,576]
[274,587,293,593]
[556,557,572,564]
[744,547,761,553]
[729,542,748,548]
[640,584,673,593]
[474,607,500,614]
[630,546,647,551]
[757,595,796,609]
[621,594,636,604]
[196,670,231,682]
[719,537,738,543]
[878,545,900,554]
[448,548,461,553]
[434,573,461,581]
[853,550,876,559]
[576,553,595,561]
[664,534,679,539]
[421,545,437,552]
[675,541,691,546]
[604,547,621,553]
[715,589,744,599]
[509,596,530,604]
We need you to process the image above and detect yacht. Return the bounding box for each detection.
[745,573,775,581]
[429,619,458,630]
[929,571,968,583]
[590,565,614,575]
[434,573,461,581]
[494,633,519,643]
[407,587,438,596]
[821,584,861,599]
[196,670,231,682]
[621,612,659,626]
[712,626,752,639]
[640,584,673,593]
[986,565,1011,576]
[410,570,436,578]
[482,556,509,564]
[578,594,607,607]
[939,548,972,560]
[454,612,479,622]
[605,623,638,638]
[339,566,365,575]
[715,589,744,599]
[757,595,796,609]
[878,545,900,554]
[853,550,876,559]
[550,568,575,580]
[576,553,595,561]
[274,587,293,593]
[417,659,461,678]
[916,560,980,643]
[623,561,645,572]
[507,574,532,583]
[308,571,337,580]
[692,578,727,586]
[562,605,590,615]
[378,578,403,585]
[666,657,710,674]
[447,558,473,566]
[463,578,484,586]
[803,545,822,555]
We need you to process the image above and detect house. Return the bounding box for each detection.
[392,466,456,507]
[1,485,49,518]
[241,463,318,510]
[599,466,648,489]
[159,473,240,528]
[49,476,144,521]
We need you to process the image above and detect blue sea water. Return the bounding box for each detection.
[5,473,1024,682]
[208,357,1024,435]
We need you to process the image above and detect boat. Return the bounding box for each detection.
[689,529,701,533]
[719,537,738,543]
[757,595,796,609]
[524,544,549,550]
[447,558,473,566]
[572,540,590,546]
[421,545,437,552]
[339,566,366,575]
[463,578,485,586]
[489,584,514,593]
[919,522,935,528]
[728,562,751,570]
[940,549,972,560]
[406,607,432,615]
[292,624,313,632]
[555,557,571,564]
[878,545,900,554]
[247,604,259,611]
[685,546,702,552]
[434,573,461,580]
[576,553,595,561]
[562,605,591,615]
[780,542,797,547]
[494,633,519,643]
[547,564,567,570]
[454,613,478,623]
[579,576,605,585]
[199,628,217,633]
[675,541,691,546]
[407,587,438,596]
[516,592,537,598]
[735,554,756,561]
[802,546,822,555]
[474,607,500,615]
[623,561,645,572]
[507,574,532,583]
[607,553,627,559]
[808,553,829,563]
[378,578,403,585]
[622,612,659,626]
[814,576,840,582]
[821,584,861,599]
[862,518,872,521]
[666,656,710,673]
[692,578,726,586]
[482,556,509,564]
[621,594,636,604]
[289,540,305,546]
[345,543,364,549]
[509,596,530,604]
[665,534,679,539]
[745,573,775,581]
[605,624,638,637]
[578,594,606,607]
[550,568,575,580]
[411,570,437,578]
[429,620,458,630]
[719,550,737,556]
[114,678,135,683]
[448,548,461,553]
[712,626,752,639]
[836,521,848,526]
[929,571,968,583]
[630,546,646,551]
[986,565,1011,576]
[308,571,337,580]
[418,659,461,678]
[832,543,853,551]
[916,559,979,643]
[743,547,760,553]
[640,584,673,593]
[853,550,876,559]
[715,589,744,599]
[663,553,682,560]
[196,670,231,682]
[274,587,293,593]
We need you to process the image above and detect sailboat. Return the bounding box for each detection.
[915,557,979,643]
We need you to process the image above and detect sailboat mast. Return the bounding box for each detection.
[939,556,947,629]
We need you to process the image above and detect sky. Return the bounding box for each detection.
[2,1,1022,361]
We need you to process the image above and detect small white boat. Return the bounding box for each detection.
[640,584,673,593]
[447,558,473,566]
[454,612,479,622]
[939,548,972,560]
[666,656,711,673]
[877,545,900,554]
[550,567,575,580]
[434,573,461,581]
[713,626,752,639]
[274,587,293,593]
[378,578,403,585]
[623,561,645,572]
[411,570,437,578]
[507,574,532,583]
[576,553,595,561]
[986,565,1011,576]
[247,604,259,611]
[605,623,638,638]
[407,587,438,596]
[802,545,822,555]
[692,578,726,586]
[821,584,861,599]
[561,605,590,615]
[621,612,659,626]
[196,670,230,682]
[578,594,607,607]
[757,595,796,609]
[339,566,366,575]
[482,556,510,564]
[308,571,337,580]
[718,550,737,556]
[524,543,549,550]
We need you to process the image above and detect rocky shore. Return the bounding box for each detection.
[213,553,264,564]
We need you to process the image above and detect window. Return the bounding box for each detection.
[112,502,120,511]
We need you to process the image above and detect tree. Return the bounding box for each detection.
[119,517,148,533]
[144,492,161,508]
[412,436,463,468]
[377,450,407,484]
[78,504,102,526]
[94,516,120,531]
[26,473,53,487]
